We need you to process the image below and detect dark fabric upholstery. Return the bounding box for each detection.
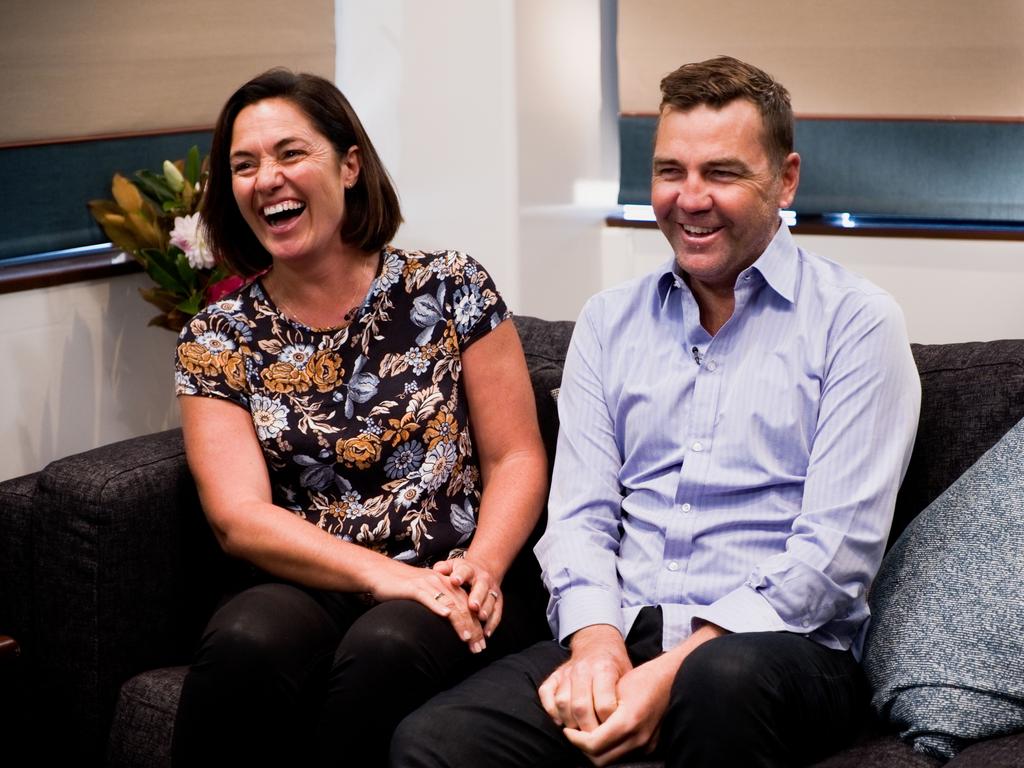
[20,430,228,764]
[890,340,1024,548]
[2,321,1022,768]
[949,731,1024,767]
[107,667,186,768]
[809,732,942,768]
[0,473,36,768]
[505,316,576,612]
[515,315,574,464]
[0,473,36,669]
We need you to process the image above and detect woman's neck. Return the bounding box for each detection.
[264,246,381,330]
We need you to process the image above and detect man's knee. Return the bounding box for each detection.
[669,632,791,724]
[390,705,442,767]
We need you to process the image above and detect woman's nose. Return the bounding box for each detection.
[255,160,283,191]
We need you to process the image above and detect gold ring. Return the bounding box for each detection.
[488,590,499,599]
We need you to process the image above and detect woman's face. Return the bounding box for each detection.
[228,97,360,264]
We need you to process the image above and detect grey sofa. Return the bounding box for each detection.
[2,315,1023,767]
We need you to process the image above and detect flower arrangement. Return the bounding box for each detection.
[88,146,243,331]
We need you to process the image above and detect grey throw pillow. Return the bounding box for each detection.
[863,415,1024,759]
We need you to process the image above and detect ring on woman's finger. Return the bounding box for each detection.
[488,590,499,599]
[433,591,444,600]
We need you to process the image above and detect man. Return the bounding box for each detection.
[391,56,920,768]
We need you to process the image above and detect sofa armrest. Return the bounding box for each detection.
[30,428,228,764]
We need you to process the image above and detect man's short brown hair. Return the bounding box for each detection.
[659,56,794,168]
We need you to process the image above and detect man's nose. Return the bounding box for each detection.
[677,177,712,213]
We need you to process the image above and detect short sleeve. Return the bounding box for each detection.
[451,253,512,349]
[174,308,250,408]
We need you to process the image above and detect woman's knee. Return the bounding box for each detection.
[334,599,458,675]
[196,583,338,674]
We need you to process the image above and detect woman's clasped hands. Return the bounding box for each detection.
[434,556,504,644]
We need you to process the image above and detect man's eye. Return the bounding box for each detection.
[710,169,738,180]
[655,167,681,179]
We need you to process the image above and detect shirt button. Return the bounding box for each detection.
[667,561,680,572]
[692,441,704,452]
[679,503,692,513]
[705,360,718,372]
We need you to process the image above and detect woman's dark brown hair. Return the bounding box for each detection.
[204,68,403,276]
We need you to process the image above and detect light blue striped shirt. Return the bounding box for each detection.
[536,224,921,659]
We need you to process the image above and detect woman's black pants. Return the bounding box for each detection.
[170,581,544,768]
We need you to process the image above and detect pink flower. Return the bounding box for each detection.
[169,213,214,269]
[206,275,246,303]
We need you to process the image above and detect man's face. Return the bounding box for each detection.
[651,100,799,294]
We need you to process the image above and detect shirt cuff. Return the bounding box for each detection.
[553,586,625,644]
[689,585,790,636]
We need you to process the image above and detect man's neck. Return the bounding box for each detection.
[691,283,735,336]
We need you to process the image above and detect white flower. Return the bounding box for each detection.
[418,442,458,492]
[163,160,185,193]
[250,394,289,441]
[170,212,215,269]
[175,370,197,395]
[279,344,315,370]
[195,331,235,353]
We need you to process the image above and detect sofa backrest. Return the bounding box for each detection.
[893,340,1024,547]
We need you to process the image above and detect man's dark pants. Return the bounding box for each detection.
[390,607,868,768]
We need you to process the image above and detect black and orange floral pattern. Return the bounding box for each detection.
[175,247,509,565]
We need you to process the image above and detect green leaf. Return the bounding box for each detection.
[174,251,198,286]
[140,248,187,293]
[177,291,204,316]
[134,170,176,204]
[185,146,201,186]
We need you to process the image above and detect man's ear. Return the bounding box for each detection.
[777,152,800,209]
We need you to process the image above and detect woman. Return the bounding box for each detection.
[172,69,548,767]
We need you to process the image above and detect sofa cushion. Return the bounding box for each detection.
[946,730,1024,767]
[809,732,942,768]
[107,666,186,768]
[864,415,1024,759]
[892,340,1024,547]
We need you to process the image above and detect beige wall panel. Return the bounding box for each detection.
[2,0,335,144]
[619,0,1024,117]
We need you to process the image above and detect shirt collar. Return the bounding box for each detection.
[655,220,798,308]
[749,222,798,304]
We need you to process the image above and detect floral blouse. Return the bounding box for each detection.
[175,247,511,566]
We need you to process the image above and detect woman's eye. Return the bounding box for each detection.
[283,149,305,160]
[231,161,255,175]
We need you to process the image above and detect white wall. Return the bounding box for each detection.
[335,0,521,308]
[1,273,180,479]
[2,0,1022,480]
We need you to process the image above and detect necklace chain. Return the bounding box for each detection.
[268,254,379,331]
